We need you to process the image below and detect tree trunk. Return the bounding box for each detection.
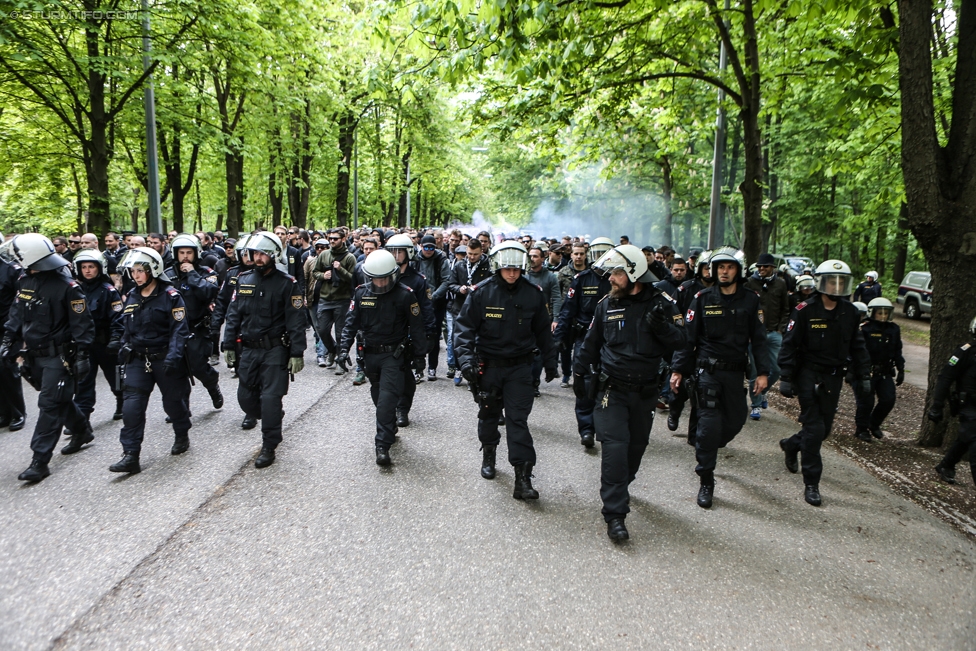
[738,0,763,265]
[875,223,887,278]
[225,145,243,238]
[660,156,673,246]
[898,0,976,447]
[336,110,356,227]
[287,99,312,228]
[892,203,910,283]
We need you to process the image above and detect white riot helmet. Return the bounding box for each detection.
[708,246,743,287]
[867,297,893,321]
[852,301,868,319]
[170,232,202,260]
[72,249,108,277]
[118,246,165,285]
[489,240,529,273]
[795,274,815,292]
[362,249,400,295]
[814,259,854,298]
[696,249,712,277]
[592,244,659,284]
[587,237,614,264]
[235,234,253,265]
[865,270,879,282]
[10,233,68,272]
[245,232,283,271]
[385,234,417,262]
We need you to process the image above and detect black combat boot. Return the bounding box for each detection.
[934,462,956,484]
[481,444,496,479]
[854,428,872,442]
[396,408,409,427]
[109,453,141,474]
[667,410,680,432]
[513,463,539,500]
[171,432,190,455]
[241,415,258,430]
[255,447,276,468]
[18,460,50,482]
[870,426,884,439]
[804,484,822,506]
[580,431,595,448]
[375,445,391,466]
[9,414,25,431]
[780,438,799,474]
[207,383,224,409]
[697,482,714,509]
[61,421,94,455]
[113,395,124,420]
[606,518,629,542]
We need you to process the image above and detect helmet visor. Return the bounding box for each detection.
[491,247,527,272]
[872,307,892,321]
[592,249,638,279]
[587,243,613,264]
[816,273,853,297]
[365,267,400,295]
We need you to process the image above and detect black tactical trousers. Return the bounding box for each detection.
[186,334,220,390]
[365,351,405,449]
[119,357,192,454]
[942,407,976,485]
[75,344,120,417]
[782,369,844,486]
[594,385,656,522]
[477,363,536,466]
[28,355,88,464]
[0,360,25,423]
[573,338,595,438]
[694,369,749,479]
[854,374,896,430]
[237,346,289,450]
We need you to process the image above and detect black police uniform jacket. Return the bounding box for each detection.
[0,259,23,324]
[173,263,219,328]
[211,262,249,337]
[5,270,95,353]
[78,275,123,345]
[676,278,706,314]
[576,284,686,385]
[852,280,883,303]
[398,265,438,338]
[339,284,427,356]
[778,294,870,381]
[931,340,976,410]
[671,284,769,377]
[553,268,611,344]
[454,275,556,372]
[861,319,905,375]
[114,280,189,368]
[222,267,307,358]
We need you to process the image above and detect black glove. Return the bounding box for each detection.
[0,338,15,362]
[163,362,180,376]
[779,379,794,399]
[646,303,669,332]
[545,366,558,383]
[557,338,567,352]
[72,352,91,379]
[855,379,872,397]
[573,374,587,399]
[335,353,349,371]
[844,371,856,386]
[461,365,477,383]
[413,357,426,373]
[896,369,904,386]
[928,407,943,422]
[106,339,121,357]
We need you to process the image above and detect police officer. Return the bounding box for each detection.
[791,274,816,309]
[454,241,557,500]
[170,233,223,410]
[670,247,768,508]
[336,250,427,465]
[107,248,192,474]
[744,252,791,421]
[72,249,124,424]
[929,316,976,487]
[853,271,883,303]
[222,232,306,469]
[2,234,96,481]
[553,237,613,447]
[0,234,26,431]
[854,297,904,441]
[576,245,685,541]
[778,260,871,506]
[211,235,252,378]
[667,250,713,433]
[385,234,437,426]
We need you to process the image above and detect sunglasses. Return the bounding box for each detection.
[328,236,341,242]
[422,245,436,250]
[69,240,81,244]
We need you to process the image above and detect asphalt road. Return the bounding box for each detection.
[1,348,973,650]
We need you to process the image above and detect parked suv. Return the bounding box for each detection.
[897,271,932,319]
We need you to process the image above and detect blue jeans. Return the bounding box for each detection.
[446,311,457,368]
[749,330,782,407]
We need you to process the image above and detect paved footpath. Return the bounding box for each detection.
[1,349,973,650]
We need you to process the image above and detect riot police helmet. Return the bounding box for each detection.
[385,233,417,263]
[708,246,743,287]
[592,244,659,283]
[245,232,283,271]
[362,249,400,295]
[814,259,854,298]
[795,274,815,293]
[119,247,165,284]
[852,301,869,319]
[10,233,69,272]
[867,297,893,322]
[587,237,614,264]
[72,249,108,278]
[489,240,529,273]
[865,270,879,282]
[170,233,202,260]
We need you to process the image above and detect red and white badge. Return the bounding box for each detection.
[686,309,695,322]
[787,319,795,331]
[567,288,575,299]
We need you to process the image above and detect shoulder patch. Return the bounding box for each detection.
[291,295,303,309]
[111,300,123,313]
[962,343,971,351]
[166,287,179,296]
[206,275,219,284]
[662,292,677,304]
[70,299,86,313]
[795,300,807,310]
[758,309,764,324]
[694,291,702,299]
[567,287,575,299]
[410,302,420,316]
[686,309,695,323]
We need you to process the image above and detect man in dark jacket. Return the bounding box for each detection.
[412,235,451,378]
[743,252,791,420]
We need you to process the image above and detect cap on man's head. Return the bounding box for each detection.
[757,253,776,266]
[421,235,436,245]
[455,245,467,255]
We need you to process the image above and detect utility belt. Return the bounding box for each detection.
[129,347,167,361]
[241,333,288,349]
[605,376,658,396]
[805,361,847,376]
[871,363,895,377]
[481,352,535,368]
[363,343,399,354]
[27,341,64,358]
[697,357,748,373]
[948,391,974,416]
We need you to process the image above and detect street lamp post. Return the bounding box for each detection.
[707,0,730,249]
[141,0,162,235]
